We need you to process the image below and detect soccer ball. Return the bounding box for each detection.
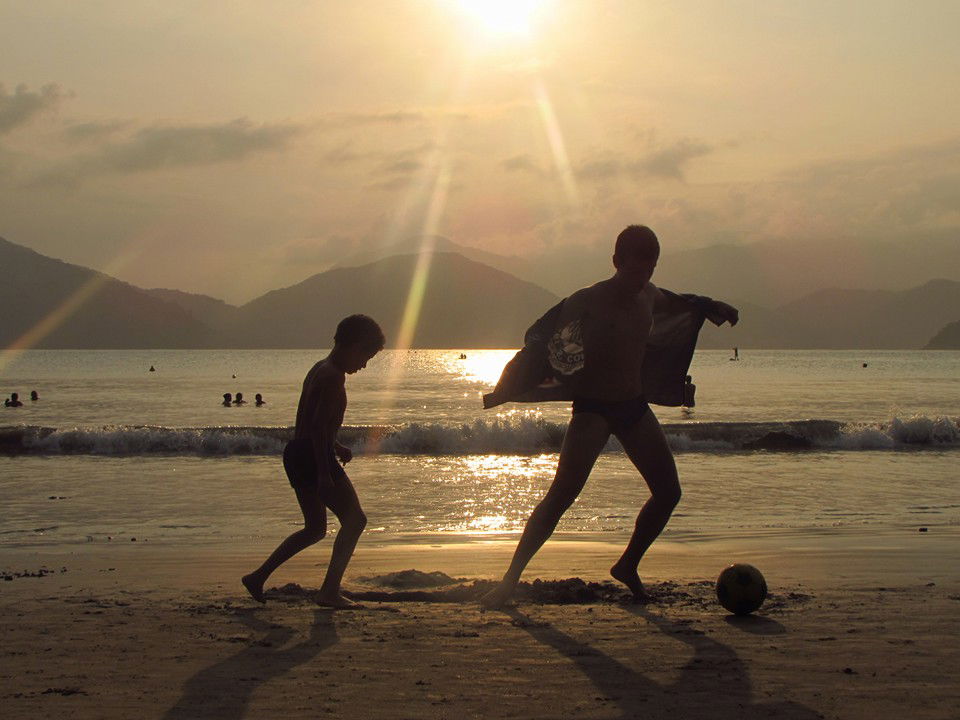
[716,563,767,615]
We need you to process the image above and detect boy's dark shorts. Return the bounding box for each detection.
[571,395,650,435]
[283,439,343,492]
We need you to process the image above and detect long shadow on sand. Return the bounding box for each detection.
[505,606,820,719]
[162,608,338,719]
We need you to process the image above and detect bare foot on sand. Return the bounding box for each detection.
[610,563,650,603]
[316,593,364,610]
[480,582,516,610]
[242,573,266,604]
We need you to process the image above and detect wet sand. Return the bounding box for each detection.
[2,535,958,719]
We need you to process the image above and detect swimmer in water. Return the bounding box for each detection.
[223,393,233,407]
[234,392,247,405]
[255,393,266,406]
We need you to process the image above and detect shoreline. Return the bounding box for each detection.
[3,526,957,598]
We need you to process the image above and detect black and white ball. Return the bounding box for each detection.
[716,563,767,615]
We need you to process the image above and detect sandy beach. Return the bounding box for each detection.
[2,533,958,720]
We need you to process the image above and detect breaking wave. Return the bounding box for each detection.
[1,415,957,457]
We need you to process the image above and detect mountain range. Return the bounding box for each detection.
[535,230,960,307]
[925,321,960,349]
[2,235,958,349]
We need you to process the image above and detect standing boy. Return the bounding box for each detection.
[481,226,739,607]
[243,314,385,608]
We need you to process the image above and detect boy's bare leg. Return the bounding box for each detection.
[609,409,681,601]
[242,484,327,603]
[481,414,610,608]
[316,470,367,608]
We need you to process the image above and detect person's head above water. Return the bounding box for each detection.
[613,225,659,291]
[30,390,38,401]
[331,314,385,374]
[223,393,232,404]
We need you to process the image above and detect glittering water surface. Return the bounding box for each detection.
[2,451,957,548]
[1,349,957,549]
[1,348,958,426]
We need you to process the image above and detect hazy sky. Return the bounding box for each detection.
[2,0,958,303]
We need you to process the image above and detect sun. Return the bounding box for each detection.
[455,0,545,38]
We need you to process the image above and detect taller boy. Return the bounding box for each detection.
[244,314,385,608]
[482,226,739,607]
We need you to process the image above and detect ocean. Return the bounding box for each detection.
[1,349,958,551]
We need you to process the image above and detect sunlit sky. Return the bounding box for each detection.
[2,0,958,303]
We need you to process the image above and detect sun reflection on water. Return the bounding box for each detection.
[444,349,517,387]
[435,453,555,534]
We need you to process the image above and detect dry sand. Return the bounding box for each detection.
[2,534,958,719]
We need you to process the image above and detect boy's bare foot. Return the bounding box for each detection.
[242,573,266,604]
[316,593,364,610]
[610,562,650,603]
[480,581,516,609]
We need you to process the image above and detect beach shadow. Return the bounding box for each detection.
[504,606,820,719]
[723,613,787,635]
[162,608,338,719]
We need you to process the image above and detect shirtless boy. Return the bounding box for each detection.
[243,314,385,608]
[482,225,738,608]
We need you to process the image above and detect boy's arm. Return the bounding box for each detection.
[333,440,352,465]
[305,377,337,488]
[648,282,739,326]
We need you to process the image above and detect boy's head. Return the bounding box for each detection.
[334,314,385,373]
[613,225,659,288]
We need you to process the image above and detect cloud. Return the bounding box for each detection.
[0,83,66,134]
[364,143,440,188]
[368,176,414,191]
[96,119,302,172]
[341,111,424,125]
[501,154,544,174]
[627,139,713,181]
[324,143,367,165]
[575,158,621,180]
[29,118,303,187]
[314,111,425,132]
[62,119,132,144]
[767,136,960,233]
[382,159,421,175]
[572,139,714,183]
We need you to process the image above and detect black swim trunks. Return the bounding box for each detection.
[572,395,650,435]
[283,438,341,492]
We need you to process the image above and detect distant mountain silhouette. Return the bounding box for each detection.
[231,252,559,348]
[533,231,960,307]
[146,288,240,330]
[925,320,960,349]
[698,279,960,349]
[0,236,211,349]
[335,235,535,281]
[3,235,958,350]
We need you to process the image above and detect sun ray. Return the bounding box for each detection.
[533,78,579,207]
[0,245,144,374]
[394,163,451,351]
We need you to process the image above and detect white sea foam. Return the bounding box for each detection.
[4,414,956,456]
[836,415,960,450]
[21,426,285,456]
